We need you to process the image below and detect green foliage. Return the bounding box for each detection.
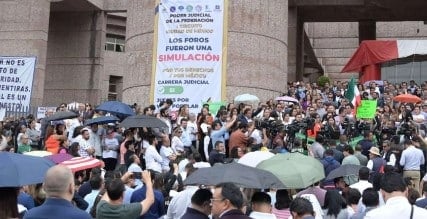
[317,76,331,87]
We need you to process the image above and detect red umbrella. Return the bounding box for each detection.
[393,94,422,103]
[59,157,102,172]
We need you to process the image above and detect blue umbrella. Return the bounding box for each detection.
[84,116,120,126]
[95,101,135,117]
[0,152,55,187]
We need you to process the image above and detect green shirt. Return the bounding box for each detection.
[96,200,142,219]
[18,144,32,154]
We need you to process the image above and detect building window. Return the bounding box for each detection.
[108,76,123,101]
[105,36,125,52]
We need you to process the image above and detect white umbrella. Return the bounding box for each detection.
[275,96,299,103]
[238,151,275,167]
[24,150,52,157]
[234,94,260,103]
[363,80,383,86]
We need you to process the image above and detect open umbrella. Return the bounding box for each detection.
[325,164,363,180]
[59,157,102,173]
[234,94,260,104]
[275,96,299,103]
[84,116,119,126]
[46,153,73,164]
[393,94,422,103]
[96,101,135,117]
[46,111,79,122]
[24,150,52,157]
[184,162,285,189]
[120,115,168,128]
[363,80,384,86]
[0,152,55,187]
[257,153,325,189]
[238,151,275,167]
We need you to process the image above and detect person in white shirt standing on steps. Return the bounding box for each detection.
[144,134,163,173]
[365,172,427,219]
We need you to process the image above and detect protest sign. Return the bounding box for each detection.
[203,101,226,115]
[356,100,377,119]
[37,107,57,119]
[0,57,36,112]
[151,0,228,113]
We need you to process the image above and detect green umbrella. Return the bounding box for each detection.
[256,153,325,189]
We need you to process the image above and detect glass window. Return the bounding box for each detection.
[105,36,125,52]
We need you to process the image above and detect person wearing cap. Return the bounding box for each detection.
[400,138,425,193]
[366,147,386,178]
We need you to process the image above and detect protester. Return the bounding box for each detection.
[289,197,316,219]
[349,167,373,194]
[249,192,277,219]
[400,138,425,193]
[130,171,165,219]
[24,165,92,219]
[350,188,379,219]
[96,171,154,218]
[322,190,348,219]
[211,182,251,219]
[102,127,120,171]
[415,181,427,208]
[84,175,104,213]
[365,172,427,218]
[181,188,212,219]
[0,187,26,219]
[272,189,292,219]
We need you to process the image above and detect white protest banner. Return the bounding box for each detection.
[151,0,228,113]
[0,57,36,112]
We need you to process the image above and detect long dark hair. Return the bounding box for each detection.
[0,187,19,219]
[275,189,292,210]
[69,142,80,157]
[323,190,346,217]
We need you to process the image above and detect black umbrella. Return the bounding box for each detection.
[46,111,79,122]
[325,164,364,180]
[184,162,285,189]
[84,116,120,126]
[96,101,135,117]
[119,115,168,128]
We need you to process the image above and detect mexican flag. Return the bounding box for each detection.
[345,77,361,113]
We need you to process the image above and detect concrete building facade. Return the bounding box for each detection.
[1,0,427,108]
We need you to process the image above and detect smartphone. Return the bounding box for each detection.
[132,172,142,179]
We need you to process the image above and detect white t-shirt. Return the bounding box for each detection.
[250,129,263,144]
[128,163,143,172]
[249,211,277,219]
[102,137,119,159]
[413,113,424,123]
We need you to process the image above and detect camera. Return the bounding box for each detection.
[397,123,415,137]
[286,117,315,134]
[254,118,285,136]
[318,125,340,139]
[357,121,370,131]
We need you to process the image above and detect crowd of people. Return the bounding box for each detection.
[2,79,427,218]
